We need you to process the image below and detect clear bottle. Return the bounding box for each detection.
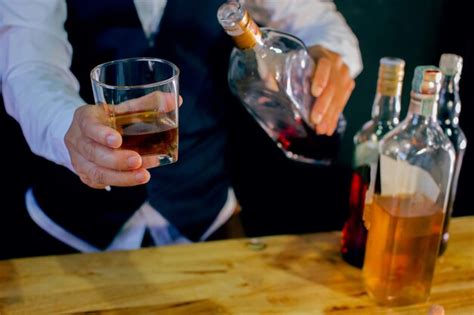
[437,53,467,255]
[363,66,455,306]
[341,57,405,268]
[217,2,344,164]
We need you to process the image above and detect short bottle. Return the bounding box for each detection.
[341,57,405,268]
[217,2,344,164]
[363,66,455,306]
[437,53,467,255]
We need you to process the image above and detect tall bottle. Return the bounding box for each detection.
[341,57,405,268]
[217,2,344,164]
[363,66,455,306]
[437,53,467,255]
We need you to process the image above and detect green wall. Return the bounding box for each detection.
[336,0,444,165]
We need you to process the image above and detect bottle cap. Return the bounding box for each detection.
[379,57,405,79]
[217,2,262,49]
[439,54,463,76]
[377,57,405,96]
[217,2,244,33]
[412,66,442,96]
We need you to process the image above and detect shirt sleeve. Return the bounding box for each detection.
[242,0,363,78]
[0,0,84,172]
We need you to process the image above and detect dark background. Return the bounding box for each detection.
[336,0,473,217]
[1,0,472,259]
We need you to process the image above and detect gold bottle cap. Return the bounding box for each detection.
[217,2,262,49]
[439,53,463,76]
[377,57,405,96]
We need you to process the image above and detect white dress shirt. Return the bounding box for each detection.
[0,0,363,251]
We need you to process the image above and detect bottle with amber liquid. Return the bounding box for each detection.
[363,66,455,306]
[341,57,405,268]
[437,53,467,255]
[217,1,344,164]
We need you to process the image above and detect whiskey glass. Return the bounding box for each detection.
[91,58,180,166]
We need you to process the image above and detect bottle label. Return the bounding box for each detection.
[380,155,441,208]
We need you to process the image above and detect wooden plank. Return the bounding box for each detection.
[0,217,473,314]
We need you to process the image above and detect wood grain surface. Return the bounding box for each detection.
[1,217,473,314]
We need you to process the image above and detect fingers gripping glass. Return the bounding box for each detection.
[91,58,180,167]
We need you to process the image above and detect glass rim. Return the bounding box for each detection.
[90,57,180,90]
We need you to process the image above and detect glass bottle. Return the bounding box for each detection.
[217,2,344,164]
[437,53,467,255]
[363,66,455,306]
[341,57,405,268]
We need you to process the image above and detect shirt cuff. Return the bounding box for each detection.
[51,101,82,173]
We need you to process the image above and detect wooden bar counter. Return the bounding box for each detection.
[1,217,473,314]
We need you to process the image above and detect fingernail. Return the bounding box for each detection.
[106,135,118,147]
[317,122,327,135]
[312,113,323,125]
[135,171,148,183]
[313,86,323,97]
[128,156,141,168]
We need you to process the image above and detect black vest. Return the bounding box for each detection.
[32,0,232,248]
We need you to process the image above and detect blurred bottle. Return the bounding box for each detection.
[217,1,344,165]
[437,53,467,256]
[363,66,455,306]
[341,57,405,268]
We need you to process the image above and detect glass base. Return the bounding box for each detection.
[157,155,177,166]
[366,288,430,307]
[142,153,177,168]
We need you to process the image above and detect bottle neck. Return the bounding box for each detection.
[407,91,438,121]
[438,74,461,127]
[372,93,401,125]
[372,78,402,124]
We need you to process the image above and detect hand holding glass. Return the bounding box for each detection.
[91,58,180,167]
